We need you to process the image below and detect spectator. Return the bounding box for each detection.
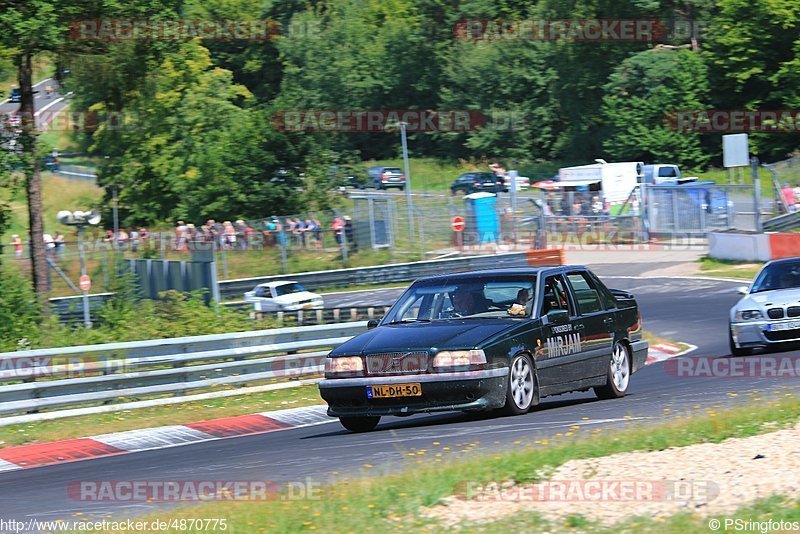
[591,195,603,215]
[263,218,277,246]
[103,229,114,248]
[794,184,800,211]
[782,183,796,212]
[10,234,22,258]
[175,220,188,251]
[305,218,320,248]
[331,216,344,245]
[223,221,236,249]
[130,228,140,252]
[344,216,356,251]
[43,232,55,259]
[312,218,323,245]
[53,231,65,259]
[117,228,130,251]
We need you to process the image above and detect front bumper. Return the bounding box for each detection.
[730,319,800,348]
[318,368,508,417]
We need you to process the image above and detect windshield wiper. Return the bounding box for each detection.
[383,319,432,325]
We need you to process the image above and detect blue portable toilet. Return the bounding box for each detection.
[464,192,499,243]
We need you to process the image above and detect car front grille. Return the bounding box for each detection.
[768,308,785,319]
[788,306,800,318]
[365,351,429,375]
[764,329,800,342]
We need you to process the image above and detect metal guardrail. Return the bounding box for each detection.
[217,251,529,299]
[49,252,528,322]
[0,322,367,417]
[762,211,800,232]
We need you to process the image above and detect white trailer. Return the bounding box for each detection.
[557,160,643,204]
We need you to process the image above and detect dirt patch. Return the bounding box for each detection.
[423,420,800,527]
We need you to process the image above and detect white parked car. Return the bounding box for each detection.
[729,257,800,356]
[244,281,324,312]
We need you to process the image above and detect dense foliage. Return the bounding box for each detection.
[5,0,800,225]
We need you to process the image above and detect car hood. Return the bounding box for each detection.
[733,288,800,315]
[273,291,322,304]
[331,319,522,355]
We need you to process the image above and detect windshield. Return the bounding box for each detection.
[273,283,306,296]
[751,262,800,293]
[382,276,536,322]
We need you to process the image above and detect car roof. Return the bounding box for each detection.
[415,265,589,282]
[258,280,298,288]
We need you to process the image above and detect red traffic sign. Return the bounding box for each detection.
[451,216,465,232]
[79,275,91,292]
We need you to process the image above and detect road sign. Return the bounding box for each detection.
[79,275,91,292]
[723,133,749,168]
[451,216,465,232]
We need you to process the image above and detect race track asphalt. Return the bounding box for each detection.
[2,274,798,523]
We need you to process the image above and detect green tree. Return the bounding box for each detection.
[90,42,299,225]
[601,48,710,168]
[703,0,800,160]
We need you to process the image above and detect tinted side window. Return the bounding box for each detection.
[587,271,617,309]
[541,275,575,317]
[566,273,603,314]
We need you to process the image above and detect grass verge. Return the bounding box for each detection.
[0,381,323,448]
[127,388,800,532]
[698,256,763,281]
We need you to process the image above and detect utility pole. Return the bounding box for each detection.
[399,122,414,244]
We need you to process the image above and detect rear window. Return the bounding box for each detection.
[566,273,604,314]
[383,167,402,174]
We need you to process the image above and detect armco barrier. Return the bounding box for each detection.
[50,252,529,322]
[217,251,529,299]
[0,322,366,417]
[709,231,800,262]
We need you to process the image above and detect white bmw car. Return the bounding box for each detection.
[729,257,800,356]
[244,281,324,312]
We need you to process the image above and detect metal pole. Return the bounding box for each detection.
[400,122,414,244]
[279,218,288,274]
[112,185,119,239]
[509,170,518,243]
[752,156,762,232]
[78,226,92,329]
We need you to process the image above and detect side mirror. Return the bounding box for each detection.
[547,309,570,324]
[737,286,749,296]
[367,318,381,329]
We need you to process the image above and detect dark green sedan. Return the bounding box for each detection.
[319,266,648,432]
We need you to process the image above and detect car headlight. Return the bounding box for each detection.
[325,356,364,375]
[734,310,763,321]
[432,350,486,370]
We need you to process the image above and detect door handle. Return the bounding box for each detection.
[603,317,614,325]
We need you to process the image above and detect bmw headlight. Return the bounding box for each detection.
[734,310,763,321]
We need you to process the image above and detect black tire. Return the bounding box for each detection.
[339,416,380,433]
[502,353,539,415]
[729,330,752,357]
[594,342,631,400]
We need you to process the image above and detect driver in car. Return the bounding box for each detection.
[452,286,478,316]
